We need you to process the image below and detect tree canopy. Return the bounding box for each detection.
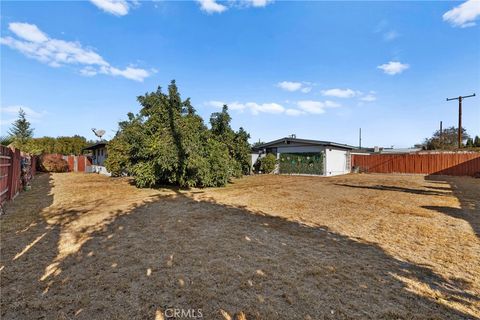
[423,126,471,150]
[26,136,90,155]
[105,81,251,188]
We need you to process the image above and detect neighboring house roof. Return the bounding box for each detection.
[83,142,108,151]
[380,148,422,154]
[351,147,422,154]
[252,137,356,151]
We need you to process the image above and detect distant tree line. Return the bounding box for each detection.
[105,80,251,188]
[422,126,480,150]
[1,108,91,155]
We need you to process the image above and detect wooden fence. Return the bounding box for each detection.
[352,153,480,177]
[64,155,92,172]
[0,145,37,204]
[41,154,93,173]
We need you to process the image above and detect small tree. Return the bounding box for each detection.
[9,108,33,149]
[259,154,277,173]
[466,138,474,148]
[423,126,470,150]
[475,135,480,147]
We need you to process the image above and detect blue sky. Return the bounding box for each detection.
[1,0,479,148]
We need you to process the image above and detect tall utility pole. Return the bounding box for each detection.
[446,93,475,148]
[359,128,362,149]
[440,121,443,149]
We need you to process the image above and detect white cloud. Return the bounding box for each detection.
[8,22,48,43]
[90,0,130,16]
[277,81,302,92]
[443,0,480,28]
[206,100,226,108]
[197,0,228,13]
[383,30,399,41]
[80,66,98,77]
[248,102,284,115]
[360,93,377,102]
[0,106,45,126]
[297,100,340,114]
[277,81,312,93]
[321,88,360,98]
[206,100,285,115]
[197,0,273,13]
[206,98,341,116]
[1,22,151,82]
[1,106,44,118]
[285,108,305,116]
[245,0,273,7]
[377,61,409,75]
[100,66,151,82]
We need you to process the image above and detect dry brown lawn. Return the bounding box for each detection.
[1,172,479,319]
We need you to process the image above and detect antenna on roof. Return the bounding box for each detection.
[91,128,106,141]
[289,134,296,139]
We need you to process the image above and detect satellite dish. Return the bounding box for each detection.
[91,128,106,140]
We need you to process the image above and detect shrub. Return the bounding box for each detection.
[259,153,276,173]
[39,154,69,172]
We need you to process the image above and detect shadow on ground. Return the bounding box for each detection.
[0,174,477,319]
[424,175,480,238]
[333,183,449,197]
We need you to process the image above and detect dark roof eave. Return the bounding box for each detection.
[82,142,108,151]
[253,137,355,150]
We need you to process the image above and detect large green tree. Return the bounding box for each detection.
[106,81,249,188]
[9,108,33,149]
[210,105,251,176]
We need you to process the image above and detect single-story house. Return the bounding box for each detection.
[82,142,110,176]
[252,137,355,176]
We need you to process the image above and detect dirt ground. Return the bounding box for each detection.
[1,172,479,319]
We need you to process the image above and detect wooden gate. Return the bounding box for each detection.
[0,146,36,204]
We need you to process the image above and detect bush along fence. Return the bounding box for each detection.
[352,152,480,177]
[0,145,37,204]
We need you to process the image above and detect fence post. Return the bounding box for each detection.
[7,147,19,200]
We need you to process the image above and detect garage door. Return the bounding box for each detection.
[279,152,324,175]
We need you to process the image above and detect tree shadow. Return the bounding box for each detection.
[424,175,480,238]
[1,179,477,319]
[0,173,60,317]
[333,183,449,197]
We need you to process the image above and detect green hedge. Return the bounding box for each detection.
[279,152,324,175]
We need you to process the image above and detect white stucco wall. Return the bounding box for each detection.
[92,147,107,166]
[250,153,261,173]
[325,148,350,176]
